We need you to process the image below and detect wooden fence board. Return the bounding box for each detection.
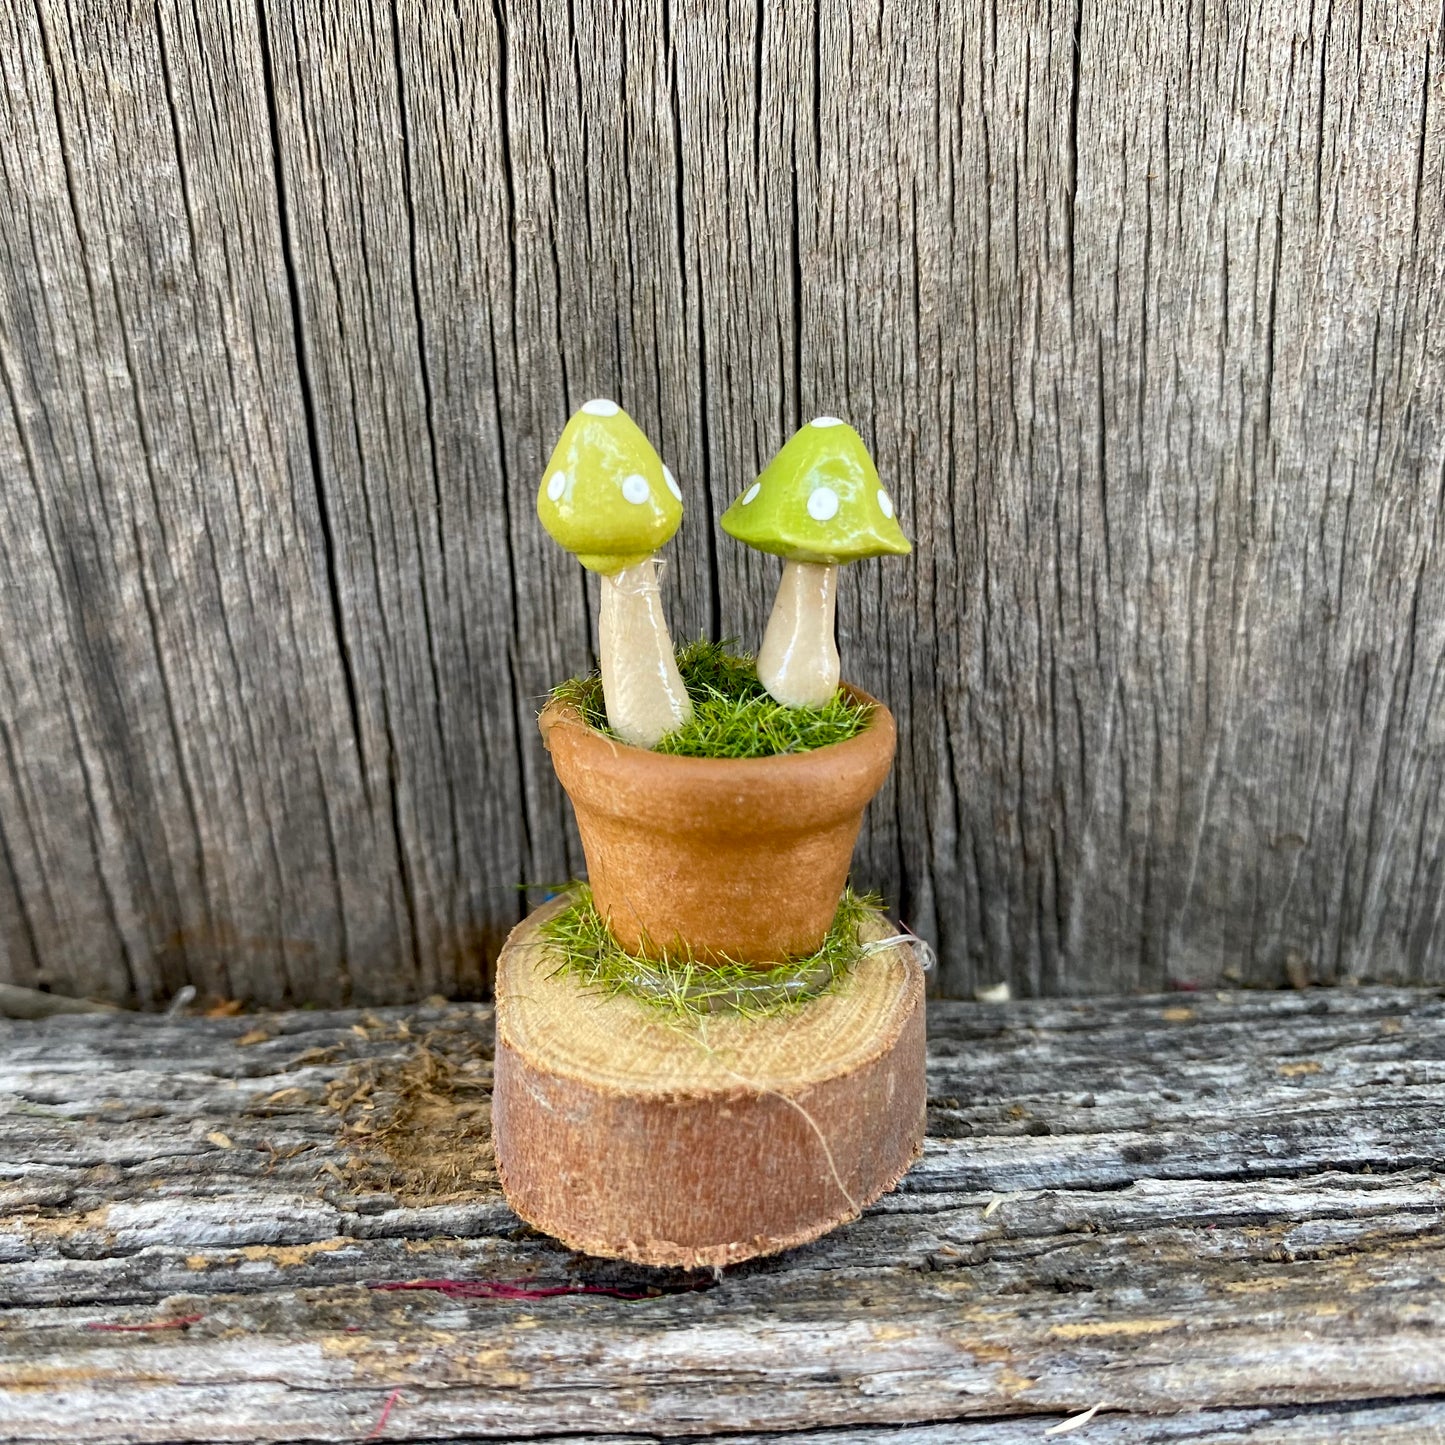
[1,2,1443,1004]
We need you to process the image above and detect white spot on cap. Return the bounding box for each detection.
[621,473,651,504]
[807,486,840,522]
[877,488,894,518]
[811,415,845,428]
[546,471,567,501]
[663,465,682,500]
[741,481,761,505]
[583,398,620,416]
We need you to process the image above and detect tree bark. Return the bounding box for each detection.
[491,899,926,1265]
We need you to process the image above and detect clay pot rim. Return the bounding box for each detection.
[538,682,895,783]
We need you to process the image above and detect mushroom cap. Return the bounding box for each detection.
[719,417,912,565]
[537,400,684,574]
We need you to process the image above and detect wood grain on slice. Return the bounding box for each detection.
[492,901,927,1266]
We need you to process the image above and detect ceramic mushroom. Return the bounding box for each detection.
[537,399,692,748]
[721,417,910,707]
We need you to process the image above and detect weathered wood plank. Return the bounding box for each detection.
[340,1407,1445,1443]
[0,0,404,1006]
[1,989,1441,1440]
[1,4,1444,1003]
[208,1407,1445,1445]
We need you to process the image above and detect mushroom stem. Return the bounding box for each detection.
[598,556,693,748]
[756,561,840,708]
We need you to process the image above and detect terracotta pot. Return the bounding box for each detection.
[538,687,895,965]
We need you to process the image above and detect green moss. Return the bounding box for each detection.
[539,884,880,1020]
[549,639,872,758]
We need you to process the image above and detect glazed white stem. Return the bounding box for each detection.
[598,557,693,748]
[756,560,840,708]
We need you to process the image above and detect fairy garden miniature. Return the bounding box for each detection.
[491,402,927,1268]
[722,415,911,706]
[536,398,691,747]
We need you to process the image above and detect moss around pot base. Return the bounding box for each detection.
[492,896,927,1268]
[540,884,879,1020]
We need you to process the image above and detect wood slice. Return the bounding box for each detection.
[491,898,927,1268]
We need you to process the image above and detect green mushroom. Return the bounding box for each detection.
[721,417,911,707]
[538,399,692,748]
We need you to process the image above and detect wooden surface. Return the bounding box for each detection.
[2,987,1443,1441]
[2,4,1445,1005]
[491,902,926,1265]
